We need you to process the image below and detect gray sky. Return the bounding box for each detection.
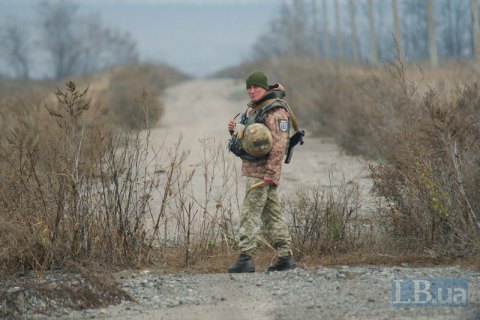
[0,0,279,77]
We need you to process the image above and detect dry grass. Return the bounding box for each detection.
[0,63,186,277]
[132,57,480,266]
[284,166,368,259]
[102,63,188,129]
[371,83,480,257]
[0,81,158,274]
[0,75,240,277]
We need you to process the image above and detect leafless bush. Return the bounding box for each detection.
[0,81,163,275]
[149,137,240,267]
[314,55,480,257]
[0,76,240,273]
[372,83,480,257]
[284,166,368,259]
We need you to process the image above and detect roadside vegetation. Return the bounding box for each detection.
[1,0,478,280]
[0,63,188,274]
[2,57,479,280]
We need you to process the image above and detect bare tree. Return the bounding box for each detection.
[368,0,379,64]
[104,30,138,68]
[471,0,480,62]
[251,23,283,59]
[402,0,428,59]
[438,0,470,58]
[0,20,31,79]
[322,0,330,58]
[252,0,315,58]
[311,0,320,57]
[392,0,402,57]
[35,0,138,79]
[292,0,309,56]
[348,0,359,63]
[426,0,438,67]
[252,0,478,64]
[80,20,138,73]
[251,1,291,58]
[78,13,105,74]
[334,0,343,59]
[37,0,81,79]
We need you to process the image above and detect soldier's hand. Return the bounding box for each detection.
[263,176,274,185]
[228,120,236,133]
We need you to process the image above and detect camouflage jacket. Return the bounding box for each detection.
[242,86,290,185]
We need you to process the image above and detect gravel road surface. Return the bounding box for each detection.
[66,266,479,320]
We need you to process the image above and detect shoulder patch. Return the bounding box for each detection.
[278,119,288,132]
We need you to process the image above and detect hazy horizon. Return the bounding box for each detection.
[0,0,279,78]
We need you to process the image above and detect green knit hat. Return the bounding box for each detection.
[246,70,269,90]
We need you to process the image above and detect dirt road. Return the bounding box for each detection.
[66,78,478,320]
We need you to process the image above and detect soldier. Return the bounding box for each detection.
[227,70,296,273]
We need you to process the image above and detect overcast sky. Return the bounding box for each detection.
[0,0,279,77]
[7,0,277,3]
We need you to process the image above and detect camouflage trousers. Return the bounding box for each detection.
[238,177,293,257]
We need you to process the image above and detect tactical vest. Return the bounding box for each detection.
[229,98,290,162]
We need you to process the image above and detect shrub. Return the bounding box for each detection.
[284,167,368,259]
[371,84,480,256]
[0,81,161,275]
[0,80,244,273]
[103,63,188,129]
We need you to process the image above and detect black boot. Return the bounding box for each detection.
[267,255,296,272]
[227,253,255,273]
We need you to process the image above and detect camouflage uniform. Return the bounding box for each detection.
[238,89,293,257]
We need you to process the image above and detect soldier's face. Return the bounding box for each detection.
[247,85,267,102]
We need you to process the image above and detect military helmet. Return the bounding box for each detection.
[242,123,273,157]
